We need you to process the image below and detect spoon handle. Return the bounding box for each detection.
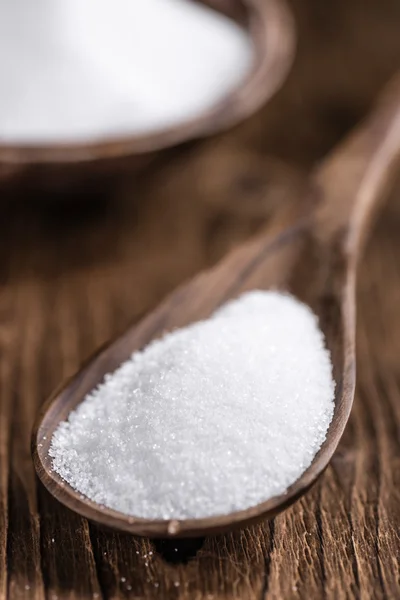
[313,72,400,263]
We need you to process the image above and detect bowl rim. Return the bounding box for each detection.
[0,0,295,166]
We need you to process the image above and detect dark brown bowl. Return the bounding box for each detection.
[0,0,294,191]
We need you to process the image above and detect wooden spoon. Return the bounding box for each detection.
[32,74,400,538]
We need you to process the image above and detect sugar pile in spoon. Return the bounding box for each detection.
[50,291,335,520]
[0,0,252,143]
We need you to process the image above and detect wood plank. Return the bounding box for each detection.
[0,282,18,599]
[7,279,45,600]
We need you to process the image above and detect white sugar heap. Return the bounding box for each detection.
[0,0,252,143]
[50,291,335,520]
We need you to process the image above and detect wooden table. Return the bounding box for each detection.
[2,0,400,597]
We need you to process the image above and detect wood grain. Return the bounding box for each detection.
[2,0,400,595]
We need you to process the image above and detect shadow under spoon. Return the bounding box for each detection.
[33,73,400,538]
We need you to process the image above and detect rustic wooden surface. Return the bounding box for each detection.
[2,0,400,597]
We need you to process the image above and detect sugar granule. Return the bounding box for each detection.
[50,291,335,519]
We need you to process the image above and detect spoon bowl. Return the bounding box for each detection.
[32,74,400,537]
[0,0,294,191]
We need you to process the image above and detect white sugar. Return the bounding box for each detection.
[50,291,335,520]
[0,0,252,143]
